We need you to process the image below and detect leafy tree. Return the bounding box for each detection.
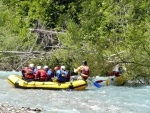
[1,0,150,84]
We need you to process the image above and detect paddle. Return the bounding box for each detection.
[95,80,106,83]
[89,79,101,88]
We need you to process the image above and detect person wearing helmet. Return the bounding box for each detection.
[21,64,28,78]
[74,61,90,80]
[35,65,48,81]
[29,64,34,68]
[44,65,54,81]
[21,63,35,81]
[50,65,60,82]
[34,66,42,75]
[60,66,70,82]
[56,65,69,82]
[108,64,120,77]
[52,65,60,77]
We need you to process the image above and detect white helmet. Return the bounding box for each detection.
[112,67,119,72]
[29,64,34,68]
[43,65,48,69]
[60,66,65,70]
[37,66,41,69]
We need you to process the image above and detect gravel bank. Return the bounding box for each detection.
[0,103,43,113]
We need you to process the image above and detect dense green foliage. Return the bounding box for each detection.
[0,0,150,83]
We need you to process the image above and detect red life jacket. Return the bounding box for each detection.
[82,66,90,75]
[25,68,35,79]
[82,75,88,80]
[36,70,48,81]
[108,71,120,77]
[35,70,40,79]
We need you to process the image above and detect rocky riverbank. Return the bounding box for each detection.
[0,103,43,113]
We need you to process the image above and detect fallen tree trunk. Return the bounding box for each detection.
[0,51,53,55]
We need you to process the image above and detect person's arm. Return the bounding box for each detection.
[35,71,40,79]
[74,66,82,73]
[21,70,26,77]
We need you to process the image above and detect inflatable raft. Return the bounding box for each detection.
[105,76,126,86]
[96,76,126,86]
[7,75,88,90]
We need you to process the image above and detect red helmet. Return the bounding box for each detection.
[54,66,60,71]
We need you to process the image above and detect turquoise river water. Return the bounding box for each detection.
[0,71,150,113]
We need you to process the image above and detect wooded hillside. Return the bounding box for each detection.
[0,0,150,83]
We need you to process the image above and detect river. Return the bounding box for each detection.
[0,71,150,113]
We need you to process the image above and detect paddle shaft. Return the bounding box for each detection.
[88,79,101,88]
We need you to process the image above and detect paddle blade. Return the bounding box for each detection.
[96,80,103,83]
[93,82,101,88]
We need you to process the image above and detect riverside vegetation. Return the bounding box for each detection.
[0,0,150,84]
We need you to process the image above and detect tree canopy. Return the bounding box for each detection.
[0,0,150,84]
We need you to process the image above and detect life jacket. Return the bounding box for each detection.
[56,70,66,82]
[81,74,88,80]
[36,70,48,81]
[47,69,54,78]
[108,71,120,77]
[25,68,35,79]
[82,66,89,75]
